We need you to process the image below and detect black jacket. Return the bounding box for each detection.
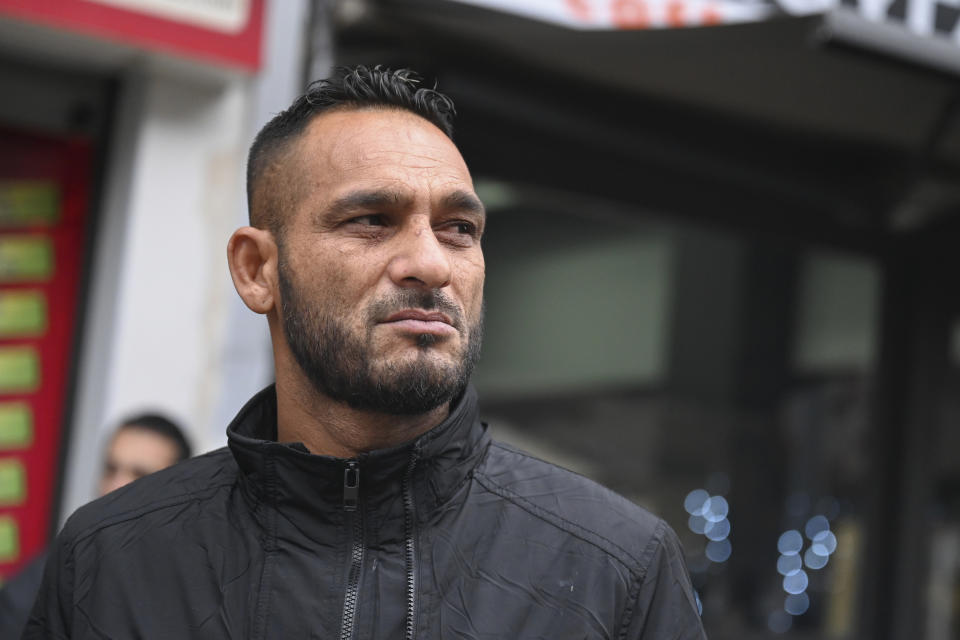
[26,386,706,639]
[0,552,46,638]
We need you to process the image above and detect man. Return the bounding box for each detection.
[26,66,706,638]
[1,413,190,638]
[98,413,193,495]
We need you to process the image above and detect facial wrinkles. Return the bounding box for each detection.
[275,109,485,415]
[329,112,469,179]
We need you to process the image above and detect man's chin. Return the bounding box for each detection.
[372,349,462,381]
[345,364,466,416]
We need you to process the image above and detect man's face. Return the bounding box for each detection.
[275,108,486,415]
[99,427,180,496]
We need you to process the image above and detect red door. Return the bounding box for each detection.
[0,127,92,579]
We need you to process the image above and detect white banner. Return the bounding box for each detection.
[448,0,775,28]
[86,0,252,34]
[449,0,960,42]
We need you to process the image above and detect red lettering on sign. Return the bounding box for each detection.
[702,3,723,25]
[566,0,593,21]
[666,0,686,26]
[612,0,650,28]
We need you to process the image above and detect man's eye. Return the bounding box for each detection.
[450,221,476,235]
[350,214,386,226]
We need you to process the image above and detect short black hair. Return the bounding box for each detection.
[246,65,457,236]
[117,413,192,462]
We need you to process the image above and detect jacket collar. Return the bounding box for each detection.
[227,384,490,524]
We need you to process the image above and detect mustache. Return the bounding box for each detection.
[368,290,464,329]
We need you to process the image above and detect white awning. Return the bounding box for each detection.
[447,0,960,73]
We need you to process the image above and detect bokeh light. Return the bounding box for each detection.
[783,569,809,594]
[704,496,729,523]
[772,500,842,620]
[685,486,734,565]
[777,530,803,556]
[705,539,732,563]
[812,530,837,556]
[784,592,810,616]
[777,553,802,576]
[688,514,710,535]
[684,489,710,516]
[804,515,830,540]
[768,610,793,634]
[705,517,730,542]
[804,547,828,570]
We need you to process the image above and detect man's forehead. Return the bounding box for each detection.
[298,108,467,169]
[291,107,476,205]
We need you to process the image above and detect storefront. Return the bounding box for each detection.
[0,0,303,582]
[328,1,960,638]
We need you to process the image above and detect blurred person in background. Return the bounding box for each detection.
[97,413,191,495]
[0,413,190,637]
[26,66,705,639]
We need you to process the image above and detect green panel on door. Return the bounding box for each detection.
[0,459,25,505]
[0,516,19,562]
[0,181,60,227]
[0,236,53,283]
[0,347,40,393]
[0,290,46,337]
[0,403,32,449]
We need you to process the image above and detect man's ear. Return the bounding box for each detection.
[227,226,279,314]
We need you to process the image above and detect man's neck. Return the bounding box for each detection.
[274,376,450,458]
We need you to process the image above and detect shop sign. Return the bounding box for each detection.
[449,0,960,42]
[0,0,265,71]
[449,0,774,28]
[87,0,251,34]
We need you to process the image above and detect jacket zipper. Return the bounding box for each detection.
[339,461,363,640]
[402,450,420,640]
[339,454,419,640]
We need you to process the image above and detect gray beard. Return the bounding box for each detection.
[278,260,483,416]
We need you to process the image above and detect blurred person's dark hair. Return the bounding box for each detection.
[117,412,192,462]
[246,65,457,238]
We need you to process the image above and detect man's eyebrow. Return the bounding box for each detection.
[441,190,486,217]
[325,189,412,216]
[323,188,485,218]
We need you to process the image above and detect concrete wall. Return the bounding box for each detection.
[59,0,310,520]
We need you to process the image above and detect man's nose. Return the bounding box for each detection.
[386,221,452,289]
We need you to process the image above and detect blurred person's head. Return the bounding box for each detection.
[99,413,191,495]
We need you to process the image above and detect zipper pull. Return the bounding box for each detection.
[343,461,360,511]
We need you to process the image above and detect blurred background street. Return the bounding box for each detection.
[0,1,958,638]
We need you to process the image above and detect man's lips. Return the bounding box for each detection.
[380,309,457,336]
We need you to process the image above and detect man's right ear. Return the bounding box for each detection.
[227,226,278,314]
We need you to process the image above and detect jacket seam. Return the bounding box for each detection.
[473,469,645,579]
[490,441,606,490]
[481,442,662,573]
[65,481,236,556]
[418,438,492,523]
[615,519,668,639]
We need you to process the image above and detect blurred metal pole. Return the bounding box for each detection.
[303,0,336,87]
